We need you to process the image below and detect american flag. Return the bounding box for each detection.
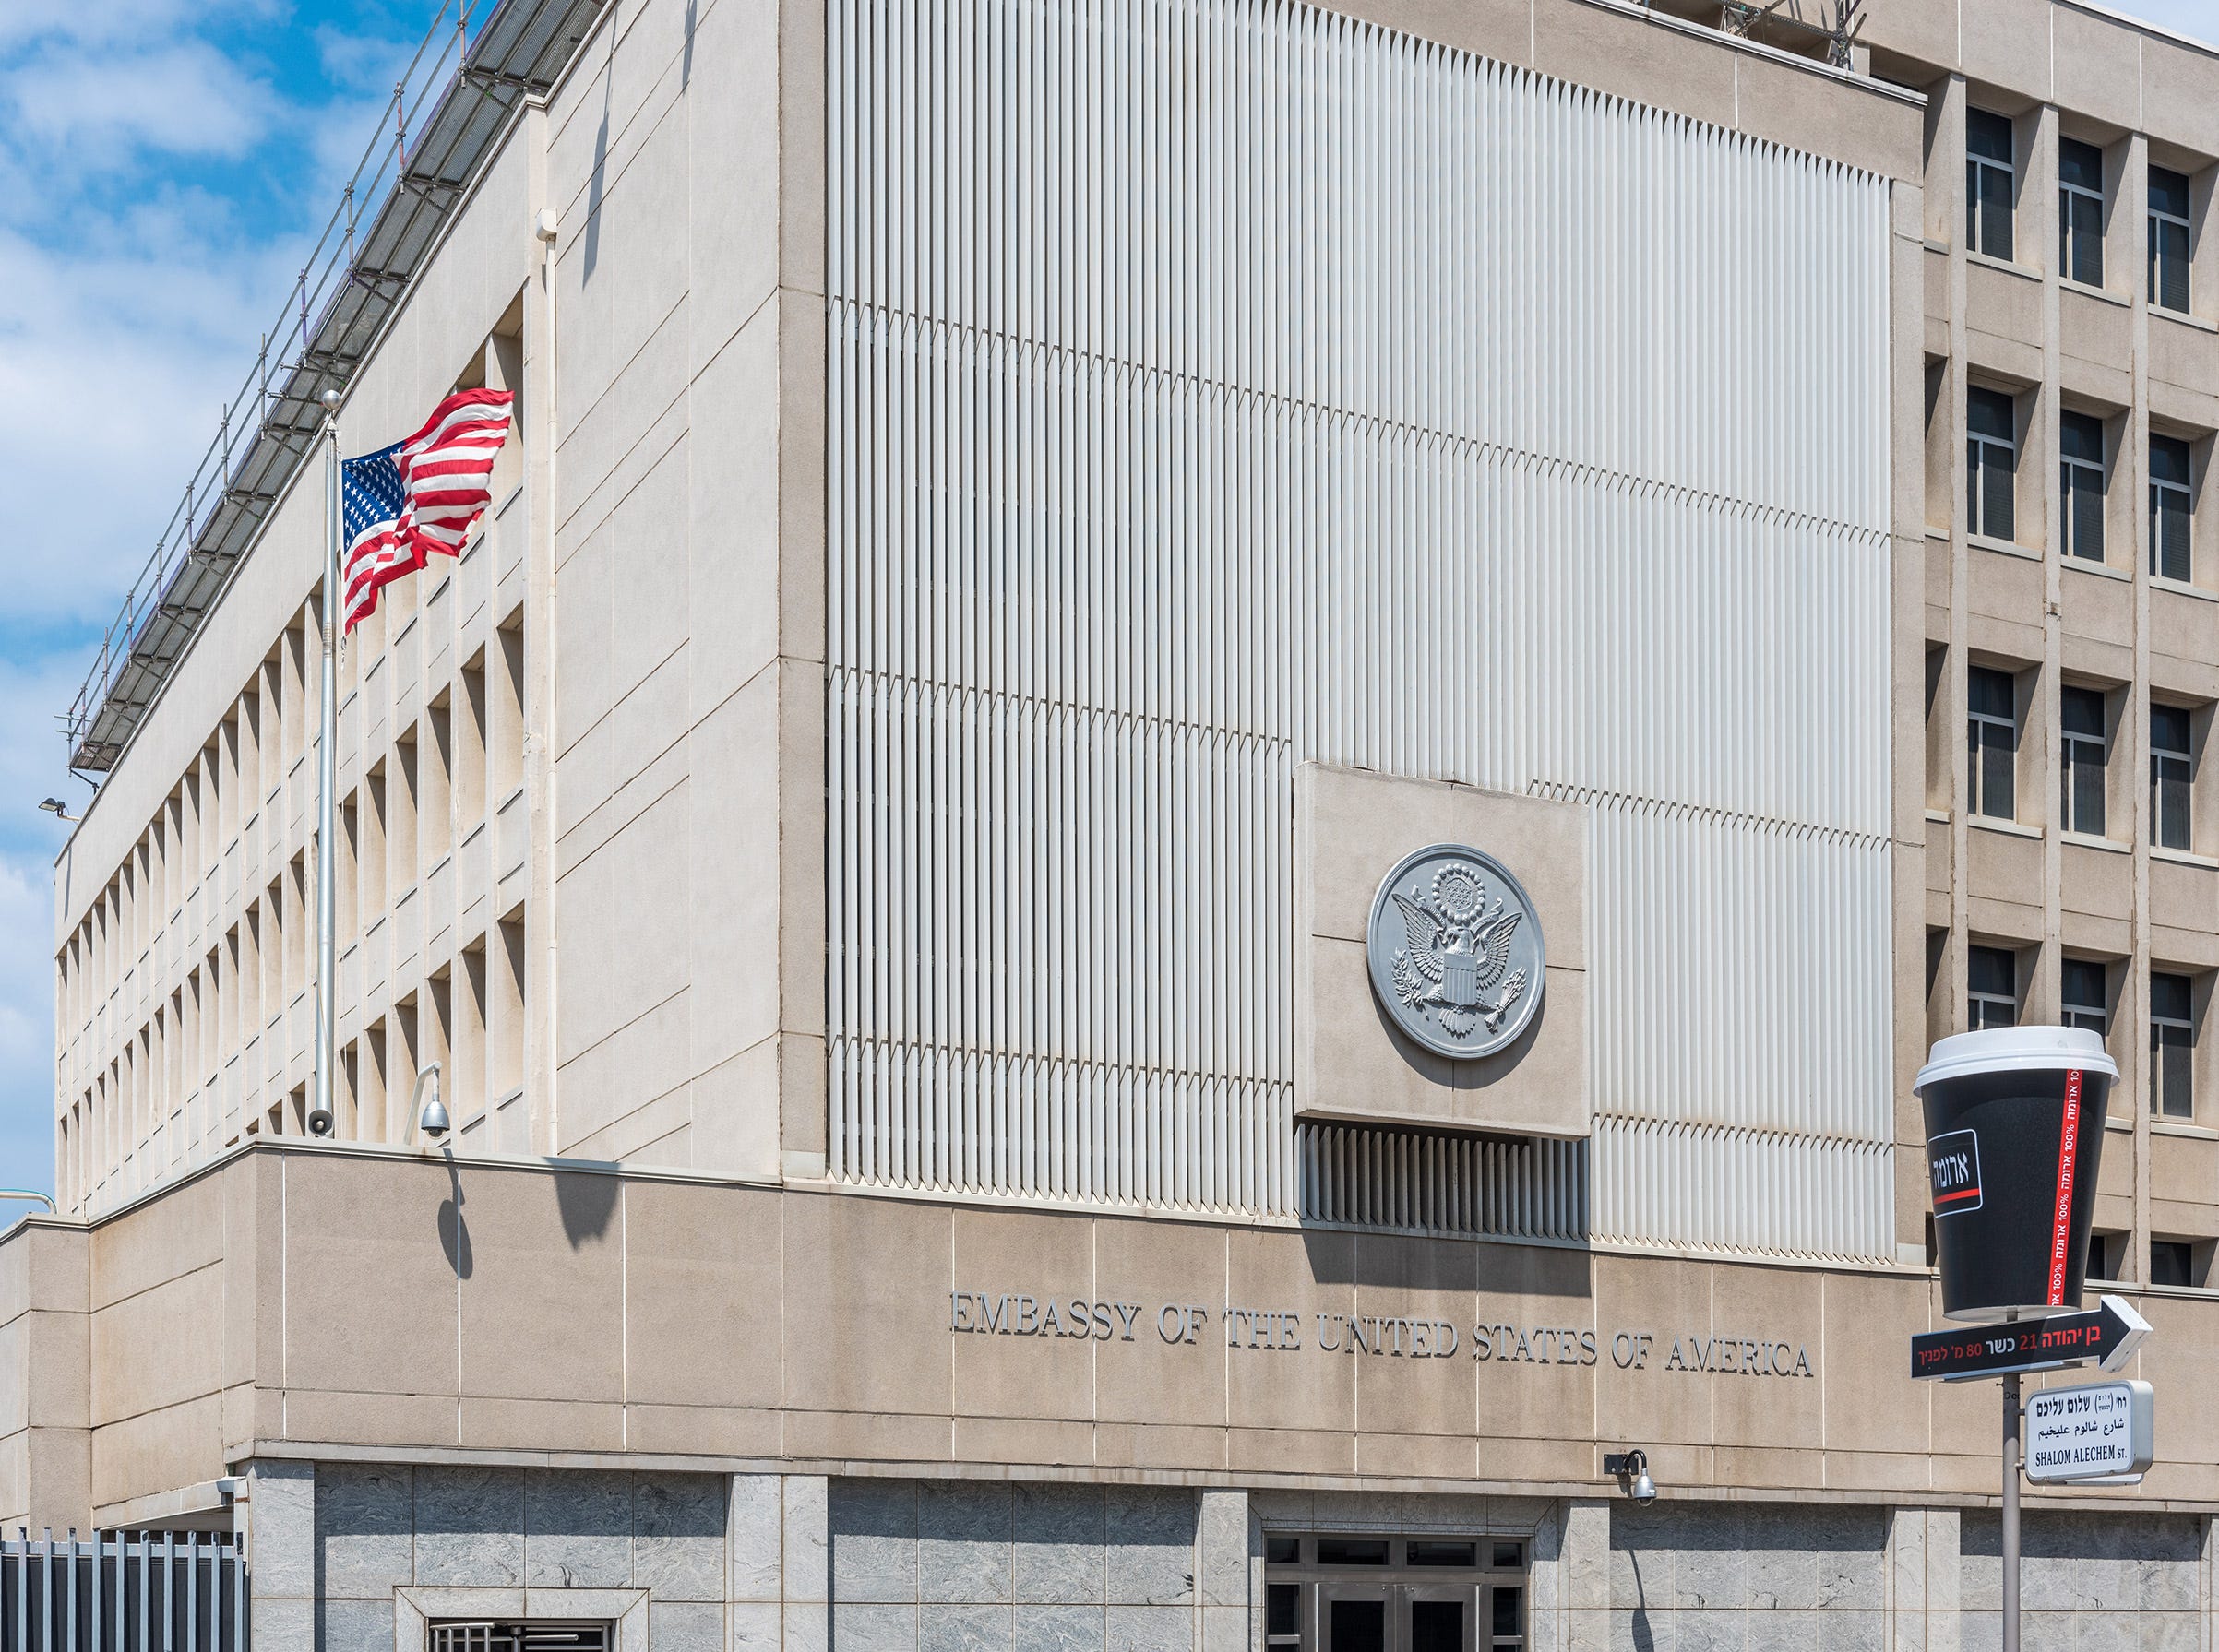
[340,387,515,633]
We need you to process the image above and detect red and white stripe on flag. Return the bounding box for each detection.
[341,387,515,633]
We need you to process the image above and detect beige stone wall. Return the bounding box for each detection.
[1855,1,2219,1285]
[13,1145,2219,1531]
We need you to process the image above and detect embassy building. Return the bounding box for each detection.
[18,0,2219,1646]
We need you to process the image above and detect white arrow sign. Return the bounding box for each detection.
[2095,1293,2151,1373]
[2024,1378,2153,1482]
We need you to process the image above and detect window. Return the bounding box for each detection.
[1967,108,2016,259]
[2151,969,2195,1119]
[2150,164,2192,314]
[2150,1238,2205,1289]
[2059,685,2108,835]
[2086,1228,2129,1282]
[2059,137,2105,286]
[1968,665,2018,820]
[1969,945,2018,1029]
[2151,434,2193,582]
[1266,1534,1526,1652]
[2152,703,2193,851]
[2061,957,2109,1037]
[2059,410,2106,561]
[1968,386,2018,541]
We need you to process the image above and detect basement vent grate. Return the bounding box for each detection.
[1296,1120,1588,1242]
[430,1626,611,1651]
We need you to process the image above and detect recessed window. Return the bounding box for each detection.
[1969,945,2019,1030]
[2059,137,2105,286]
[1268,1536,1302,1564]
[1967,108,2016,260]
[2150,165,2192,315]
[1968,386,2018,541]
[2152,703,2193,851]
[2059,410,2106,562]
[2151,970,2196,1120]
[2059,684,2108,836]
[2151,434,2193,583]
[2151,1238,2204,1289]
[2086,1228,2130,1282]
[2062,957,2109,1038]
[1968,665,2019,820]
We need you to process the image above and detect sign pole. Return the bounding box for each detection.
[2002,1370,2022,1652]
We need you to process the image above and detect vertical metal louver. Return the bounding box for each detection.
[826,0,1896,1254]
[1297,1122,1587,1243]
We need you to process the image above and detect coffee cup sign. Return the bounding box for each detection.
[1915,1027,2119,1323]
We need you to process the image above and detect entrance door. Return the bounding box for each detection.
[1317,1582,1476,1652]
[1404,1585,1475,1652]
[1319,1582,1391,1652]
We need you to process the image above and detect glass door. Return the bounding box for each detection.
[1319,1582,1391,1652]
[1404,1585,1475,1652]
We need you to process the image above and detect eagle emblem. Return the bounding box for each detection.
[1366,846,1545,1057]
[1389,865,1528,1038]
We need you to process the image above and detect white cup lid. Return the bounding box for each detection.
[1915,1025,2120,1092]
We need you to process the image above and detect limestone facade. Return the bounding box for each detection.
[21,0,2219,1648]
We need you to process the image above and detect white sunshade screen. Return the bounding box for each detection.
[827,0,1896,1255]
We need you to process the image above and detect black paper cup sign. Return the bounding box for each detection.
[1916,1027,2118,1323]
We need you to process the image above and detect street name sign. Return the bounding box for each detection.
[1909,1294,2150,1382]
[2024,1379,2154,1482]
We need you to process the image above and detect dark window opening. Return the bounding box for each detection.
[2150,165,2192,315]
[2152,434,2193,583]
[1970,945,2018,1030]
[2059,410,2106,562]
[2152,703,2193,852]
[2059,137,2105,286]
[1968,386,2018,541]
[2151,970,2195,1120]
[1968,664,2019,820]
[1967,108,2017,260]
[2060,683,2108,835]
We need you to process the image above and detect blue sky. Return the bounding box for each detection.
[1,0,2215,1203]
[0,0,428,1200]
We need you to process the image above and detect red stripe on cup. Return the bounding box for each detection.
[2047,1068,2084,1305]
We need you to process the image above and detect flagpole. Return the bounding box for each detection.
[313,387,342,1135]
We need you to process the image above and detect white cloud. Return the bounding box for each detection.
[4,42,273,161]
[0,221,309,624]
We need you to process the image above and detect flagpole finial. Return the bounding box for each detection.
[319,388,341,412]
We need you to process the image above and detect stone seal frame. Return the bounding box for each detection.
[1366,842,1547,1061]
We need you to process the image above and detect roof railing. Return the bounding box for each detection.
[60,0,605,775]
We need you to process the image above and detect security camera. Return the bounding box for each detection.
[1605,1449,1657,1505]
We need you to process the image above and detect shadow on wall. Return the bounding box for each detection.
[1609,1503,1889,1622]
[1297,1223,1593,1301]
[828,1479,1204,1625]
[555,1168,619,1247]
[439,1153,472,1279]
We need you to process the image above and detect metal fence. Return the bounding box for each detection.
[0,1531,246,1652]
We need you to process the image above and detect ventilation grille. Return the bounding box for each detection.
[430,1627,610,1652]
[1297,1121,1588,1242]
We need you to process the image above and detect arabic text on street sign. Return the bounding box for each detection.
[2024,1379,2153,1482]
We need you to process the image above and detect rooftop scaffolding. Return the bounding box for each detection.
[60,0,605,775]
